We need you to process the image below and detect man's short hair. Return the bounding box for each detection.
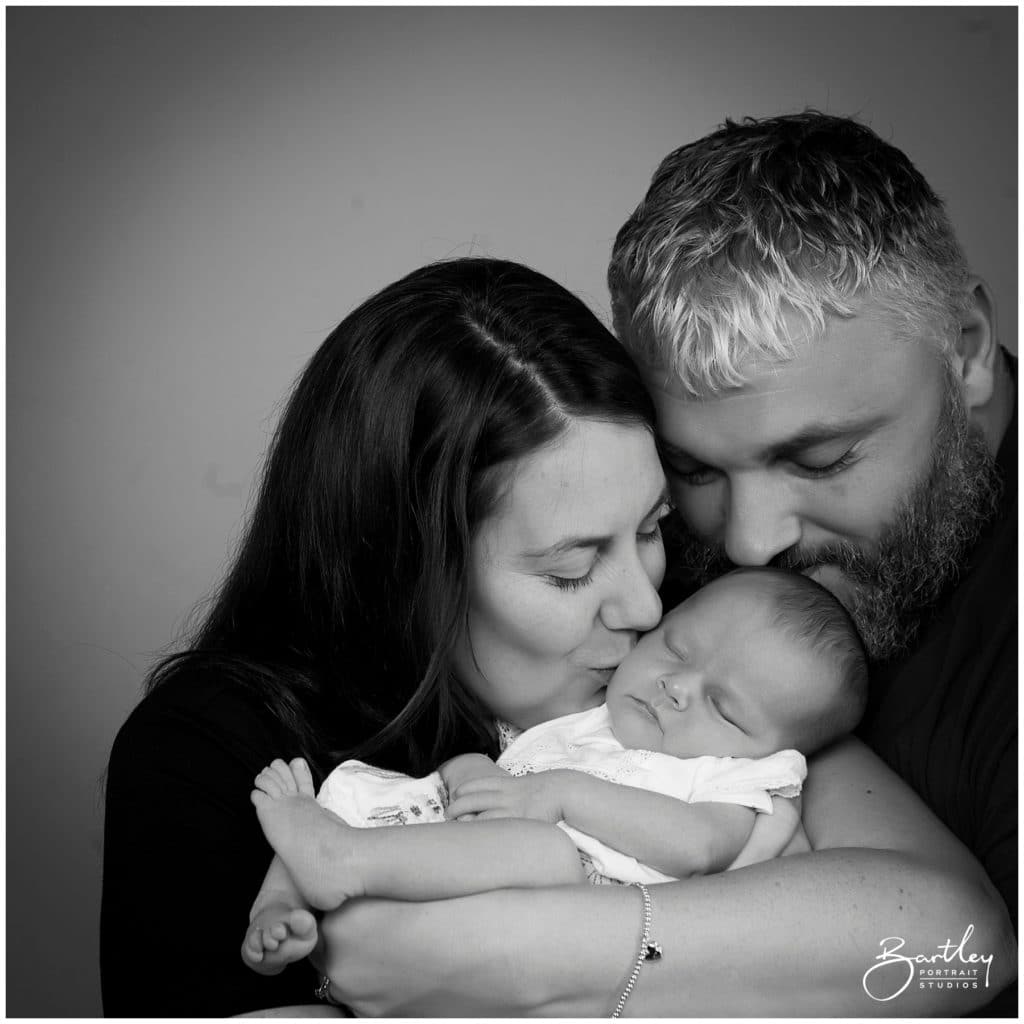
[609,111,972,397]
[728,566,869,753]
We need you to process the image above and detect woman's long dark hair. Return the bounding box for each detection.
[147,258,656,778]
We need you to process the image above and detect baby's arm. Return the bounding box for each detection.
[726,795,808,870]
[448,769,755,877]
[250,756,586,926]
[242,854,319,975]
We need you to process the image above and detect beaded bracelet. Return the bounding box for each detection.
[610,882,663,1018]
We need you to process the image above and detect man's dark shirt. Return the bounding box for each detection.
[661,363,1017,1013]
[858,371,1017,1014]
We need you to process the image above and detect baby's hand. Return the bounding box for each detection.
[438,752,507,791]
[446,771,567,824]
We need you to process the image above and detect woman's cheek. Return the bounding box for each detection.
[644,535,668,588]
[511,584,591,655]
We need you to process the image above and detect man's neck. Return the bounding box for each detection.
[975,347,1016,455]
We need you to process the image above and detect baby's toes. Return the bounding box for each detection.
[288,908,318,938]
[261,930,280,952]
[290,758,316,797]
[243,928,265,960]
[269,922,288,941]
[242,943,264,964]
[269,758,298,794]
[254,768,283,798]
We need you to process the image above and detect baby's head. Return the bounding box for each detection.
[606,567,868,759]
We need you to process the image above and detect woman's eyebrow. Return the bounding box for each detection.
[522,487,671,560]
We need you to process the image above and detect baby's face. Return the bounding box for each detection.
[606,575,831,758]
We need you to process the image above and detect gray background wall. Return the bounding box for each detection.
[7,8,1016,1016]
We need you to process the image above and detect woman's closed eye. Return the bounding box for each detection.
[638,499,676,542]
[545,568,595,591]
[543,551,599,591]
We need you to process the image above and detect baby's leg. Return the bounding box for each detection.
[252,758,372,911]
[242,841,320,974]
[253,758,586,907]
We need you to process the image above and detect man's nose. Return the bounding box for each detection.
[721,474,801,566]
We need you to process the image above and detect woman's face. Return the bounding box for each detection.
[455,418,670,730]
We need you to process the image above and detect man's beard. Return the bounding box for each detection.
[666,370,1002,661]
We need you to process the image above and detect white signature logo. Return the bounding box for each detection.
[862,925,994,1002]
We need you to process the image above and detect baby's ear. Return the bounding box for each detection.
[953,277,998,412]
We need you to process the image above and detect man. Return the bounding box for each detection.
[609,110,1016,1011]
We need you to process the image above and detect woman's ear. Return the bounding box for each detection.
[953,276,999,411]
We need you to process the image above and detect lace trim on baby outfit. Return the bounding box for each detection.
[495,719,522,752]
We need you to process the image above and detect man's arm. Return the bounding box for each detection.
[317,737,1016,1016]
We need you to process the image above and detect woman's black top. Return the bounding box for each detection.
[101,669,320,1016]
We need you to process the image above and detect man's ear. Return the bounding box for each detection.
[953,276,999,411]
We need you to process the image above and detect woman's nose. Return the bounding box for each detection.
[600,553,663,633]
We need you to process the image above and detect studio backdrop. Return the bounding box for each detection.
[7,7,1016,1016]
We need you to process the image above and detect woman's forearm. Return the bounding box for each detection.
[323,848,1012,1017]
[321,738,1015,1016]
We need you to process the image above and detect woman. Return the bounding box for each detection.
[102,258,1012,1017]
[101,257,670,1015]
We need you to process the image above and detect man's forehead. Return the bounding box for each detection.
[634,294,920,402]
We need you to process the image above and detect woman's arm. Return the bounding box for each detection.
[101,683,320,1015]
[318,737,1016,1016]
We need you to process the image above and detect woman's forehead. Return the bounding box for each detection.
[476,420,664,554]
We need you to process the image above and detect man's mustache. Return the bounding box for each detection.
[673,532,874,581]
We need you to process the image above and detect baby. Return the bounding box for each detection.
[242,567,867,972]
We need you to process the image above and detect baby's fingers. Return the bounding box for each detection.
[449,776,508,797]
[446,790,503,820]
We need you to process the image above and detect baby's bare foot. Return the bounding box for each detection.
[251,758,366,910]
[241,904,318,975]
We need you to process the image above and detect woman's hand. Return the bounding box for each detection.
[316,893,565,1017]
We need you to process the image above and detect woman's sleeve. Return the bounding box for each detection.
[100,684,318,1016]
[319,736,1016,1016]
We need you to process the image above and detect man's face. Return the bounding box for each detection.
[641,297,998,660]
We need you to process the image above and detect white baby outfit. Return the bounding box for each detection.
[316,704,806,885]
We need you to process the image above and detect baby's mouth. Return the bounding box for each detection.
[630,695,662,726]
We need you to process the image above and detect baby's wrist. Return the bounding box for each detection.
[543,769,587,819]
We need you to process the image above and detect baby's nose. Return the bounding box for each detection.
[658,675,690,710]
